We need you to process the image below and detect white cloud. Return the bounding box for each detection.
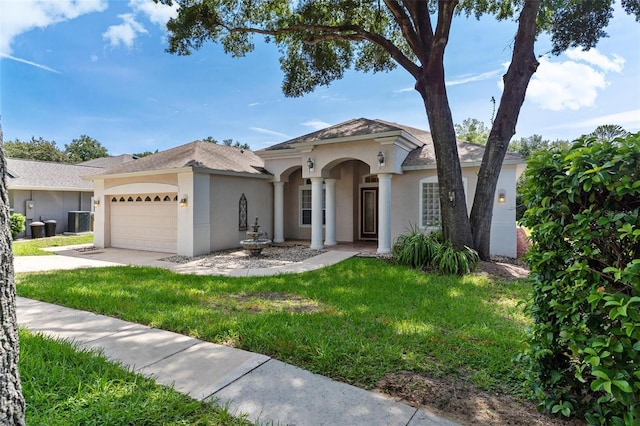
[90,53,98,62]
[0,0,108,53]
[446,68,502,86]
[565,48,625,73]
[248,102,261,107]
[250,127,289,138]
[524,49,624,112]
[0,52,60,73]
[301,120,331,131]
[103,14,148,48]
[128,0,178,27]
[394,87,413,94]
[545,109,640,130]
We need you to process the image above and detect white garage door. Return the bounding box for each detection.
[110,193,178,253]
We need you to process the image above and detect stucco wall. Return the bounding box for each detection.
[9,189,92,237]
[489,165,518,257]
[280,163,517,257]
[391,166,517,257]
[103,174,177,189]
[209,174,273,252]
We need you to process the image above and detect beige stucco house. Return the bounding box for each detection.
[88,118,525,257]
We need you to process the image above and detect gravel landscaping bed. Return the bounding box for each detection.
[160,245,327,269]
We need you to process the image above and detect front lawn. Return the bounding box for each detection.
[19,329,249,425]
[16,258,530,393]
[12,234,94,256]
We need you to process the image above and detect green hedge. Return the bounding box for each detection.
[10,213,26,239]
[520,133,639,424]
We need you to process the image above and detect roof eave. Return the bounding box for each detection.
[83,167,195,180]
[7,185,94,192]
[192,167,273,179]
[402,158,525,171]
[291,129,424,151]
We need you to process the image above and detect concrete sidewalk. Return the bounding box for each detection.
[17,297,457,426]
[14,246,359,277]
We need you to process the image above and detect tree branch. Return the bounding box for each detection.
[383,0,427,64]
[431,0,458,62]
[404,1,433,59]
[222,21,421,78]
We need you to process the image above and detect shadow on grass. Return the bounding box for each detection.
[16,258,530,393]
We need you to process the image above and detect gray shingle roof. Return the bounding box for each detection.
[262,117,524,166]
[6,158,102,190]
[96,141,269,176]
[79,154,138,168]
[263,118,408,150]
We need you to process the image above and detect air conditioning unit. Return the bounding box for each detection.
[68,211,91,233]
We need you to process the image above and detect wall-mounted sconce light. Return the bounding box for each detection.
[179,195,188,207]
[448,190,456,205]
[307,158,314,171]
[497,189,506,203]
[93,198,100,207]
[377,151,385,167]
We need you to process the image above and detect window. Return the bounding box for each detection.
[420,178,440,228]
[239,194,248,231]
[419,177,467,229]
[300,186,325,226]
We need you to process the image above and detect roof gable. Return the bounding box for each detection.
[263,118,422,151]
[79,154,138,168]
[261,117,524,167]
[96,141,269,176]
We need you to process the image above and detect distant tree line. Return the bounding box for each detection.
[4,135,109,163]
[5,135,252,162]
[455,118,629,220]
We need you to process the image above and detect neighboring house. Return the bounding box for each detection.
[7,155,137,238]
[89,118,525,257]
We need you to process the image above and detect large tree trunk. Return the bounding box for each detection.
[416,73,473,251]
[0,127,26,425]
[470,0,541,260]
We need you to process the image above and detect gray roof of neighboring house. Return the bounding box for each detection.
[94,141,270,177]
[79,154,138,168]
[262,117,524,166]
[6,158,103,191]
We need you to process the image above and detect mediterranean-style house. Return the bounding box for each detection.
[88,118,525,257]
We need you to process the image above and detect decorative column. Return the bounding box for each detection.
[377,173,392,254]
[310,177,324,250]
[273,181,285,243]
[324,178,337,246]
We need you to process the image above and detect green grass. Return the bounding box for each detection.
[12,234,94,256]
[19,329,249,425]
[17,258,531,394]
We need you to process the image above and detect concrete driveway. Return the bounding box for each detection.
[13,247,172,273]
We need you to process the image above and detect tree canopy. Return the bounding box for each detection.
[589,124,629,142]
[160,0,639,259]
[4,135,110,163]
[3,137,67,163]
[64,135,109,163]
[455,118,490,145]
[202,136,250,150]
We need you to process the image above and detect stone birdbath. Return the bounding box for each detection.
[240,217,272,256]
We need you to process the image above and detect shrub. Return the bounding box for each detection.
[10,213,26,239]
[519,133,640,424]
[392,226,478,275]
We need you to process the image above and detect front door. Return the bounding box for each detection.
[360,187,378,240]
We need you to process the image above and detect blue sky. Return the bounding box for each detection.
[1,0,639,155]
